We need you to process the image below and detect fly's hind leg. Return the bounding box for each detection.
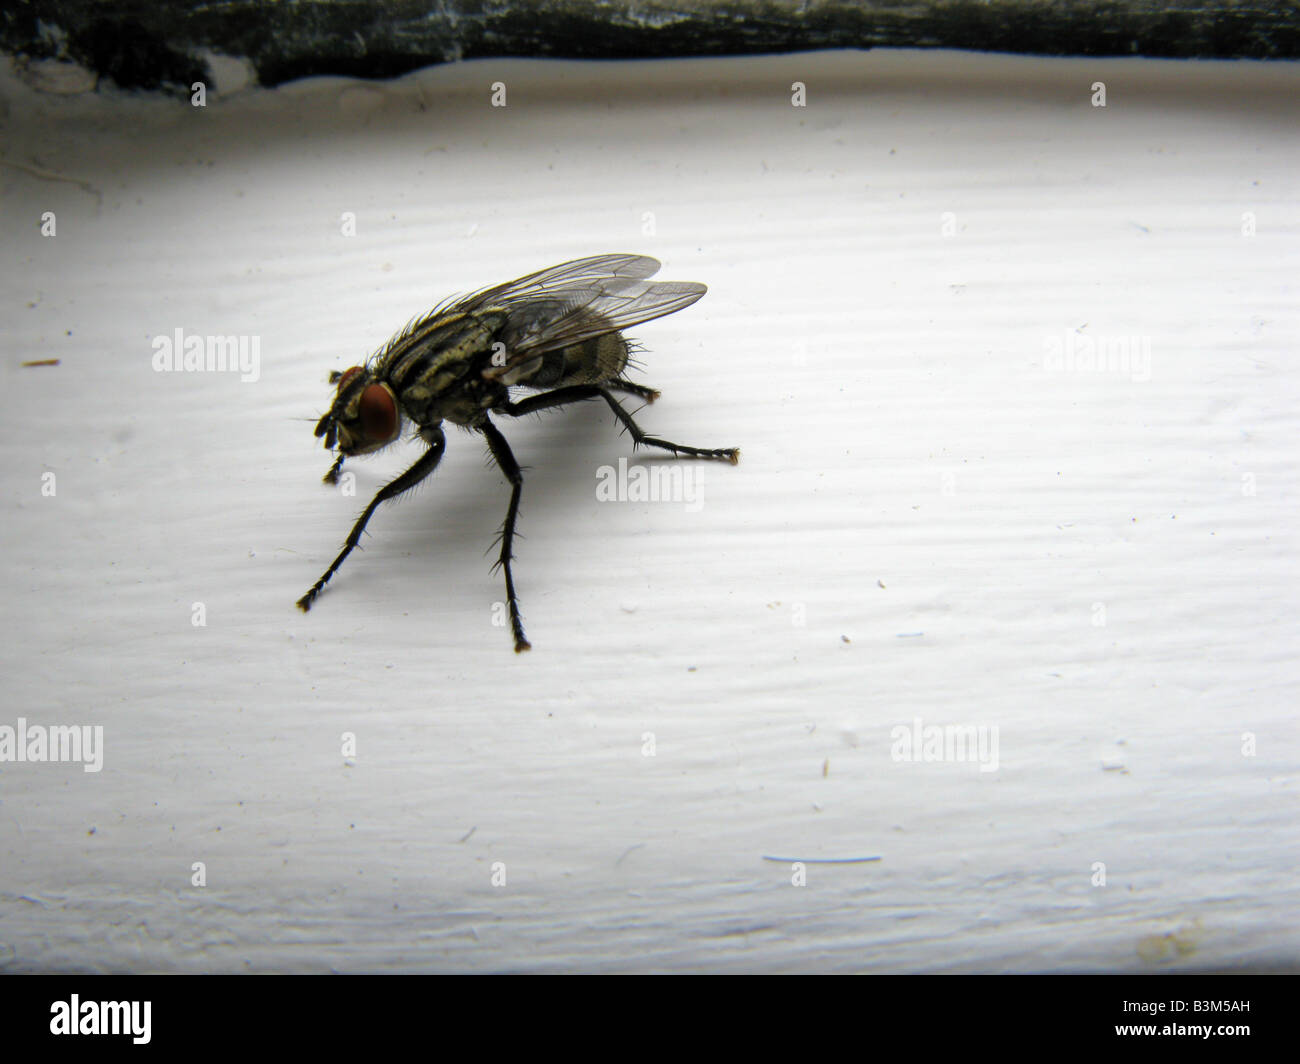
[607,379,660,404]
[597,386,739,463]
[479,417,531,653]
[504,385,739,464]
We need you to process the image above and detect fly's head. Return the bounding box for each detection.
[314,366,402,480]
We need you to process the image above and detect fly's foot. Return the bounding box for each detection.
[323,455,346,484]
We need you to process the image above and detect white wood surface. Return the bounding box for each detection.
[0,49,1296,972]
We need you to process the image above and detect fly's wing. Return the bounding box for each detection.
[365,255,685,380]
[441,254,706,383]
[367,255,666,370]
[495,278,706,356]
[456,254,663,314]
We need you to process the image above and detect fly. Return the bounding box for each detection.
[296,253,739,651]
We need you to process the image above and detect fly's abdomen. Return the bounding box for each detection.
[526,332,629,388]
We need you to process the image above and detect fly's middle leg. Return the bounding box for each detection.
[479,417,531,653]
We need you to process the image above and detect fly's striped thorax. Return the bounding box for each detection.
[382,309,505,416]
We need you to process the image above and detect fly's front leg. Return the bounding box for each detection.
[323,454,346,485]
[504,385,739,464]
[297,429,447,611]
[479,417,531,652]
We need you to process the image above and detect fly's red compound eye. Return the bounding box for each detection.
[358,383,399,443]
[336,366,364,391]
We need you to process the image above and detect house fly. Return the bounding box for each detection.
[296,253,739,651]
